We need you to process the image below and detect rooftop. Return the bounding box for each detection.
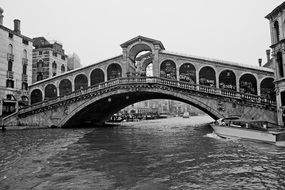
[265,1,285,19]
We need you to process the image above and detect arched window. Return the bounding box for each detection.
[44,84,57,100]
[31,89,43,104]
[281,91,285,106]
[277,52,284,78]
[239,73,257,95]
[37,72,43,81]
[91,69,104,86]
[61,65,65,73]
[8,60,13,71]
[37,60,43,68]
[59,79,72,96]
[75,74,88,90]
[23,64,27,75]
[219,70,236,91]
[107,63,122,80]
[274,21,280,42]
[260,78,275,100]
[52,61,57,76]
[160,60,177,80]
[199,66,216,87]
[8,44,13,54]
[23,49,27,59]
[179,63,196,83]
[52,61,57,69]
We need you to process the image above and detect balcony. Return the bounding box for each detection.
[22,58,28,65]
[22,74,28,83]
[7,71,14,79]
[7,53,14,61]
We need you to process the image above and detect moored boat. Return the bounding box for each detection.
[210,118,285,147]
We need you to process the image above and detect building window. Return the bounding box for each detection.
[61,65,65,73]
[274,21,280,42]
[52,61,57,69]
[37,60,43,68]
[37,72,43,81]
[23,49,27,59]
[61,55,65,60]
[22,82,28,90]
[8,44,13,54]
[39,51,42,55]
[53,51,57,57]
[6,80,14,88]
[53,72,56,76]
[22,38,29,45]
[281,91,285,106]
[23,64,27,75]
[277,52,284,78]
[8,60,13,71]
[9,33,13,39]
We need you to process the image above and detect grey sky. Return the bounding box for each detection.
[1,0,284,67]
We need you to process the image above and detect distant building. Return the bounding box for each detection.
[123,99,204,116]
[67,53,82,71]
[32,37,68,83]
[266,2,285,125]
[263,49,274,69]
[0,8,33,116]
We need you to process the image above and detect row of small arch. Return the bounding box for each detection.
[30,61,275,105]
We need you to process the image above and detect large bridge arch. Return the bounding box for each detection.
[59,88,224,127]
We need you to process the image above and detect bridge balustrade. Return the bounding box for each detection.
[25,77,275,115]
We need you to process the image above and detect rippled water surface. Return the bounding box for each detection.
[1,116,285,190]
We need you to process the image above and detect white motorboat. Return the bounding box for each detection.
[210,118,285,147]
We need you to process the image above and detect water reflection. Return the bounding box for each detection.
[0,116,285,189]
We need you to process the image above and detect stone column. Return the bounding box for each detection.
[152,45,160,77]
[236,76,240,92]
[122,48,129,77]
[196,69,199,85]
[0,100,3,117]
[215,70,219,88]
[176,65,180,81]
[257,79,261,96]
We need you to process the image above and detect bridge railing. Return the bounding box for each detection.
[16,76,275,115]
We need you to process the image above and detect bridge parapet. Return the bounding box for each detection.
[12,77,276,118]
[3,76,277,127]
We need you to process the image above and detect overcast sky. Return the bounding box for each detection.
[1,0,284,67]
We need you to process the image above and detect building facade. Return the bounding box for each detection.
[32,37,68,83]
[67,53,82,71]
[266,2,285,125]
[0,8,33,116]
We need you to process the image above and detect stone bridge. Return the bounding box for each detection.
[2,36,278,127]
[4,77,276,128]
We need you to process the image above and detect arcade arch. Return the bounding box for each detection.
[179,63,196,83]
[160,60,177,80]
[75,74,88,90]
[260,77,275,100]
[219,70,236,91]
[239,73,257,95]
[59,79,72,96]
[91,69,105,85]
[199,66,216,87]
[45,84,57,100]
[31,89,43,105]
[107,63,122,80]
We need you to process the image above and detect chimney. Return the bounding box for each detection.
[258,58,262,67]
[14,19,21,34]
[266,49,271,62]
[0,7,3,25]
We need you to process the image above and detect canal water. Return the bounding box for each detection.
[0,115,285,190]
